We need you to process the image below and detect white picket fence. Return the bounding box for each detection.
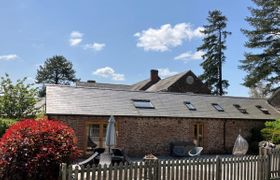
[60,149,280,180]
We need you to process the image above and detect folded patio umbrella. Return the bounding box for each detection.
[105,115,116,153]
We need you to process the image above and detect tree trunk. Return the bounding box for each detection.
[218,29,223,96]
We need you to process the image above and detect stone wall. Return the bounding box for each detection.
[48,115,266,156]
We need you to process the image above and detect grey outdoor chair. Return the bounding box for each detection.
[99,152,112,166]
[188,147,203,157]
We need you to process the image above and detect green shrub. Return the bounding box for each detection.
[261,119,280,144]
[0,118,16,138]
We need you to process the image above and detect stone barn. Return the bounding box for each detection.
[46,85,280,156]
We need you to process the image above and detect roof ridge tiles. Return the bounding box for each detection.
[46,84,267,101]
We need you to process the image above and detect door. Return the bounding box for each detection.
[194,123,204,146]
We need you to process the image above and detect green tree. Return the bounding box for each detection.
[249,81,269,98]
[197,10,231,96]
[240,0,280,95]
[261,119,280,144]
[36,55,77,96]
[0,74,37,119]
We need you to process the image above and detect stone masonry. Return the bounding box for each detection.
[48,115,265,157]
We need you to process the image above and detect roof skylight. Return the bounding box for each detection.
[132,99,155,109]
[233,104,248,114]
[212,103,224,112]
[256,105,270,114]
[184,101,196,111]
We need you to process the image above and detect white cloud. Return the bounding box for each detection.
[0,54,19,61]
[158,68,178,78]
[69,31,83,46]
[84,43,106,51]
[93,67,125,81]
[174,50,204,61]
[134,23,204,52]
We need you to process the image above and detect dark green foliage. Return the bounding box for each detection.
[36,56,77,97]
[197,10,231,95]
[248,127,264,154]
[0,74,38,119]
[240,0,280,95]
[261,119,280,144]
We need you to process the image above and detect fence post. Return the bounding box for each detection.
[156,160,161,180]
[266,152,271,180]
[216,156,222,180]
[60,163,67,180]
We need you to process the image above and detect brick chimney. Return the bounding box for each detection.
[150,69,160,83]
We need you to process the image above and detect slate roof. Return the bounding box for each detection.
[46,85,280,120]
[146,72,186,92]
[268,88,280,110]
[130,79,150,91]
[76,81,131,90]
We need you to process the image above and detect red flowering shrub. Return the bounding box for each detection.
[0,119,80,180]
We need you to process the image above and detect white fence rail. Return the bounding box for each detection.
[60,149,280,180]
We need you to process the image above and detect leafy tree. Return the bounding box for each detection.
[249,81,270,98]
[197,10,231,96]
[261,119,280,144]
[36,55,77,96]
[240,0,280,95]
[0,119,80,180]
[0,74,37,119]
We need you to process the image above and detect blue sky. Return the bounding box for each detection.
[0,0,255,96]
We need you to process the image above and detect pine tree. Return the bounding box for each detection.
[36,55,78,97]
[240,0,280,95]
[197,10,231,95]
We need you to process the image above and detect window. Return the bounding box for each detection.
[87,123,107,152]
[256,105,270,114]
[212,103,224,112]
[194,123,204,146]
[86,122,117,154]
[184,101,196,111]
[132,99,155,109]
[233,104,248,114]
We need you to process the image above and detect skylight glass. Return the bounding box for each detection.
[256,105,270,114]
[132,99,155,109]
[233,104,248,114]
[184,101,196,111]
[212,103,224,112]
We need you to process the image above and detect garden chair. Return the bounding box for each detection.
[99,151,112,166]
[188,147,203,157]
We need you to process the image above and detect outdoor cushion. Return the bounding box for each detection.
[170,141,195,157]
[173,146,187,157]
